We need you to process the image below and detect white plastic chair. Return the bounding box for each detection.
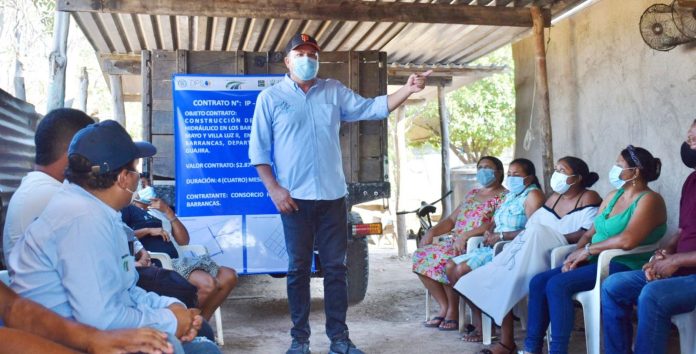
[549,243,658,354]
[0,270,9,285]
[464,236,513,345]
[671,309,696,354]
[149,245,225,345]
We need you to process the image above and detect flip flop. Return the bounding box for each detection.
[438,319,459,331]
[423,316,445,328]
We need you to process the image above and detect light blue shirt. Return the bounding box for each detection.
[249,75,389,200]
[9,182,181,334]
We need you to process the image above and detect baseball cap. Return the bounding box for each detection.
[68,120,156,174]
[285,33,320,55]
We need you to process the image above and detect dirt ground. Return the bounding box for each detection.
[216,239,681,354]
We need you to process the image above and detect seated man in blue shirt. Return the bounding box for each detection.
[9,120,217,354]
[249,33,430,354]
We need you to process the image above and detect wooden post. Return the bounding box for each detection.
[14,59,26,101]
[77,67,89,112]
[437,84,452,217]
[141,50,153,175]
[393,106,408,258]
[47,11,70,111]
[531,6,554,194]
[109,75,126,126]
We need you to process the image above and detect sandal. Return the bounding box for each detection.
[438,319,459,331]
[423,316,444,328]
[461,330,482,342]
[477,342,517,354]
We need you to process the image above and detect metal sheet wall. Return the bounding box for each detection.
[0,89,41,258]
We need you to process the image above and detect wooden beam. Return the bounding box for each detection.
[58,0,551,28]
[388,76,452,87]
[437,85,452,216]
[100,54,142,75]
[678,0,696,7]
[531,6,553,195]
[387,66,505,77]
[109,75,126,126]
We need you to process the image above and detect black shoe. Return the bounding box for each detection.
[286,339,311,354]
[328,338,365,354]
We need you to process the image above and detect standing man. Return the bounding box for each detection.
[248,33,430,354]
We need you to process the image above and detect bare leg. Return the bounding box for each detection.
[188,270,215,313]
[444,285,459,320]
[484,312,516,354]
[199,267,238,320]
[417,274,448,325]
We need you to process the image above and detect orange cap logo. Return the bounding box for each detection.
[301,34,310,42]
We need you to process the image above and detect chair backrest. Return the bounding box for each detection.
[0,270,10,286]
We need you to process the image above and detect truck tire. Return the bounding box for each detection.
[346,212,369,304]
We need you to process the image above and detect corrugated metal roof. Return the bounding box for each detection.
[66,0,583,67]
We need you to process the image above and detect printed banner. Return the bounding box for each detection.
[172,74,287,274]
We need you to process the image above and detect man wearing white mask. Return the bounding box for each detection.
[249,33,431,354]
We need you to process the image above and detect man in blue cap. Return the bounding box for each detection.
[9,120,219,354]
[249,33,431,354]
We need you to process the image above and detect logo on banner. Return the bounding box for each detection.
[226,81,243,90]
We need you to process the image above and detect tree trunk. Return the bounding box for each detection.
[77,67,89,112]
[47,11,70,112]
[109,75,126,126]
[14,59,25,101]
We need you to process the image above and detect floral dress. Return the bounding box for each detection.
[412,189,505,284]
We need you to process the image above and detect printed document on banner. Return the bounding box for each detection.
[172,74,286,274]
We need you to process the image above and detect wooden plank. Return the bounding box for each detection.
[98,13,127,52]
[337,22,376,51]
[141,50,152,143]
[352,22,392,51]
[176,16,191,50]
[188,51,240,74]
[137,14,159,49]
[152,134,174,178]
[118,13,142,52]
[59,0,550,27]
[152,110,174,134]
[109,75,126,126]
[74,12,111,52]
[157,15,175,50]
[193,16,209,50]
[257,18,284,52]
[226,18,249,51]
[244,18,268,51]
[437,84,452,215]
[211,17,229,51]
[322,21,358,52]
[274,19,302,52]
[496,0,514,6]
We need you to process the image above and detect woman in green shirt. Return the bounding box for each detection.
[520,145,667,354]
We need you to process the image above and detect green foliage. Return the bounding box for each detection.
[32,0,56,33]
[407,46,515,163]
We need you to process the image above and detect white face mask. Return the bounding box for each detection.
[124,170,140,203]
[550,171,575,194]
[608,165,636,190]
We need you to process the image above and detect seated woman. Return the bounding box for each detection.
[122,196,238,321]
[523,145,667,354]
[446,158,545,339]
[601,123,696,354]
[412,156,507,331]
[454,156,601,353]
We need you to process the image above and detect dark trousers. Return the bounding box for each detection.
[602,270,696,354]
[524,262,630,354]
[280,197,349,342]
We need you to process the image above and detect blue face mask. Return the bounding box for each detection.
[476,168,496,187]
[291,56,319,81]
[608,165,635,190]
[506,176,528,194]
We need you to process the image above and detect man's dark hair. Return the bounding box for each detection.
[65,155,135,190]
[35,108,95,166]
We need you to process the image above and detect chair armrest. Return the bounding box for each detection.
[594,244,658,288]
[149,252,174,269]
[493,241,511,255]
[466,236,484,251]
[179,244,208,257]
[550,244,576,268]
